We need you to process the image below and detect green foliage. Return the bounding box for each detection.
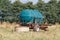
[0,0,60,24]
[36,0,60,24]
[0,0,12,22]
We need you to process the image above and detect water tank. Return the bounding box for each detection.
[19,9,43,24]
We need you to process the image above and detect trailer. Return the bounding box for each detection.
[19,9,48,31]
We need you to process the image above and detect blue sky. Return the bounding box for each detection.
[10,0,50,4]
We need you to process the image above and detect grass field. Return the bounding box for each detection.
[0,23,60,40]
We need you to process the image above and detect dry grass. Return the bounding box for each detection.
[0,22,60,40]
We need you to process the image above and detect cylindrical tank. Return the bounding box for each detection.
[19,9,43,24]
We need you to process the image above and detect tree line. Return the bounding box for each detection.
[0,0,60,24]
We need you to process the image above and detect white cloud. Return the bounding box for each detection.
[9,0,15,3]
[10,0,50,4]
[29,0,38,4]
[20,0,28,3]
[42,0,50,3]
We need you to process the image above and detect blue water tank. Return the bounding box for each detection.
[19,9,43,24]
